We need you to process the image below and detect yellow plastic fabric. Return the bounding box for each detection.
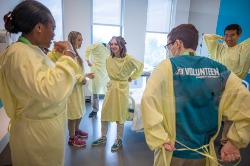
[101,54,144,124]
[48,50,86,119]
[85,42,110,94]
[0,42,78,166]
[141,59,250,166]
[204,34,250,79]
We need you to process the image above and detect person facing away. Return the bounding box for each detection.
[204,24,250,155]
[91,36,144,151]
[48,31,94,147]
[0,1,79,166]
[141,23,250,166]
[84,42,110,118]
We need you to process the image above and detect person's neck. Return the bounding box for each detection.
[22,33,38,46]
[114,53,120,58]
[179,48,195,55]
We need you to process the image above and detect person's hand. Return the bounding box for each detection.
[82,78,87,85]
[221,140,240,162]
[128,77,132,82]
[86,73,95,79]
[87,60,92,67]
[53,41,75,57]
[163,142,175,151]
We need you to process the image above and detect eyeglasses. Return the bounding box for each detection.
[164,41,175,50]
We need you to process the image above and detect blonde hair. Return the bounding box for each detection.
[68,31,83,67]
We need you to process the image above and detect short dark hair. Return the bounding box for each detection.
[4,1,53,34]
[168,24,199,50]
[224,24,242,35]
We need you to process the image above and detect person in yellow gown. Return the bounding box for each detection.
[48,31,94,147]
[204,24,250,80]
[204,24,250,154]
[0,1,79,165]
[84,42,110,118]
[141,24,250,166]
[92,36,144,151]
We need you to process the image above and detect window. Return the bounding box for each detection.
[144,0,173,68]
[92,0,123,43]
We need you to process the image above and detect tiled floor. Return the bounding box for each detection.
[1,101,250,166]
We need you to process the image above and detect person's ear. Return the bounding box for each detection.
[175,39,182,48]
[35,23,42,33]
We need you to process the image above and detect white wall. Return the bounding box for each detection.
[123,0,148,62]
[189,0,220,34]
[173,0,191,27]
[0,0,22,29]
[188,0,220,57]
[63,0,92,97]
[63,0,91,53]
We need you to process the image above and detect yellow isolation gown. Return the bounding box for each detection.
[141,59,250,166]
[101,54,144,124]
[204,34,250,79]
[85,42,110,94]
[0,42,78,166]
[48,51,86,120]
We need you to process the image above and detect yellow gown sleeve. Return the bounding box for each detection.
[84,43,99,61]
[47,49,62,62]
[241,38,250,45]
[204,34,223,60]
[141,59,175,151]
[48,49,85,83]
[127,56,144,80]
[76,74,86,83]
[11,49,78,103]
[220,72,250,148]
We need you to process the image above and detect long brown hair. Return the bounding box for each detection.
[108,36,127,58]
[68,31,83,67]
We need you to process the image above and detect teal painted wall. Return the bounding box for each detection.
[0,100,2,108]
[216,0,250,42]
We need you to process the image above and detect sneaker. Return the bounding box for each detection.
[89,111,97,118]
[68,136,86,147]
[75,130,88,138]
[218,144,223,155]
[111,139,122,151]
[92,136,107,146]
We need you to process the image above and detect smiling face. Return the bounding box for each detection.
[110,38,120,57]
[224,30,241,47]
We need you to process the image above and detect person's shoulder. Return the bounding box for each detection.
[106,55,112,59]
[5,42,28,53]
[203,56,228,70]
[239,38,250,46]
